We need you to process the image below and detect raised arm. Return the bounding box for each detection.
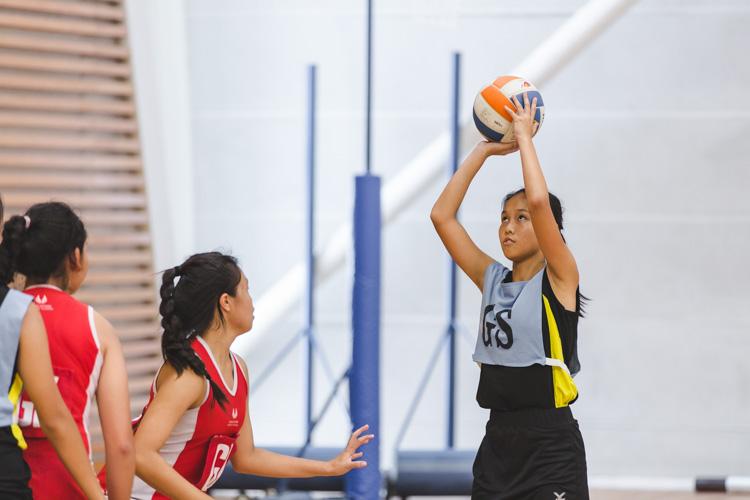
[17,305,105,500]
[231,356,373,478]
[93,311,135,500]
[507,92,579,306]
[431,141,519,291]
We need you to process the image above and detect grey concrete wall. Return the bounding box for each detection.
[178,0,750,478]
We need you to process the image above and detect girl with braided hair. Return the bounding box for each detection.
[119,252,373,499]
[2,201,135,500]
[0,197,106,500]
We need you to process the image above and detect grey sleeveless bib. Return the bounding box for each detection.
[0,289,32,427]
[472,262,571,375]
[472,261,545,367]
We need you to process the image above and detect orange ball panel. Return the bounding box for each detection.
[491,75,520,88]
[480,85,515,123]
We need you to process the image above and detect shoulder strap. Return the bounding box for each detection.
[231,352,248,386]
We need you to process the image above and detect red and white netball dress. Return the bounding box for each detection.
[123,336,248,499]
[17,285,103,500]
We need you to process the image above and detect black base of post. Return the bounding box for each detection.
[696,478,727,492]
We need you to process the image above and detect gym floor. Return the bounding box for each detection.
[210,492,750,499]
[591,493,750,499]
[408,495,750,500]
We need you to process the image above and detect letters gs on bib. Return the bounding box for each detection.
[483,305,513,349]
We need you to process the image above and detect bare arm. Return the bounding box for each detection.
[17,305,105,500]
[93,311,135,500]
[507,93,579,308]
[232,420,373,478]
[430,141,519,291]
[231,357,373,477]
[133,364,213,500]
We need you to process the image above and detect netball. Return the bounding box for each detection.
[472,76,545,143]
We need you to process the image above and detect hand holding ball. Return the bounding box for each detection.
[472,76,544,143]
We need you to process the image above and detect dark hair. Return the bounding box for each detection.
[159,252,243,411]
[0,201,86,288]
[502,188,564,237]
[502,188,589,316]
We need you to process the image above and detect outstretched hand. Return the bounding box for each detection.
[328,424,375,475]
[506,91,539,142]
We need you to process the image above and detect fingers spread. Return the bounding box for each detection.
[351,424,369,439]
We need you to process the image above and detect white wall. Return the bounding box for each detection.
[126,0,196,271]
[134,0,750,479]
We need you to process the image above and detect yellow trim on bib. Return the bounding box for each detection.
[9,374,28,450]
[543,296,578,408]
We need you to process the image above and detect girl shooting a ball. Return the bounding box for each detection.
[431,92,589,499]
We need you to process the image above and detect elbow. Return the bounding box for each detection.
[430,205,449,227]
[134,448,154,477]
[108,438,135,465]
[229,450,251,475]
[429,205,440,225]
[232,459,247,475]
[526,195,549,212]
[231,455,252,475]
[231,446,260,475]
[38,414,68,442]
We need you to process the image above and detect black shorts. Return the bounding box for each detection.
[472,406,588,500]
[0,426,33,500]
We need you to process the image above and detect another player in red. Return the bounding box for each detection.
[112,252,373,499]
[10,202,135,500]
[0,198,105,500]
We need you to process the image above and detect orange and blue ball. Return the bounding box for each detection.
[472,76,545,143]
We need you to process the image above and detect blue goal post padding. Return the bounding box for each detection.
[347,174,382,499]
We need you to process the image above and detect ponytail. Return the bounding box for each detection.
[0,201,86,288]
[0,209,32,287]
[159,253,242,411]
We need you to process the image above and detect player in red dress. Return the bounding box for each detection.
[122,335,250,498]
[11,202,135,500]
[114,252,373,499]
[0,198,105,500]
